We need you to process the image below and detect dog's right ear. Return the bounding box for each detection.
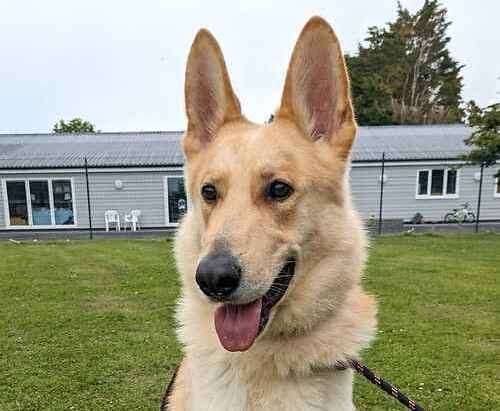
[184,29,242,156]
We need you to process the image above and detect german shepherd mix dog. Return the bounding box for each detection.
[163,16,377,411]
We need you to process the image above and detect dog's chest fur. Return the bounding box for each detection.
[186,357,355,411]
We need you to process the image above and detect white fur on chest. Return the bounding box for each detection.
[186,358,355,411]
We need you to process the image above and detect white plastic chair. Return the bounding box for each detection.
[124,209,141,232]
[104,210,121,232]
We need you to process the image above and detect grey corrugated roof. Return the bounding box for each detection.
[0,125,471,169]
[352,123,471,161]
[0,131,184,169]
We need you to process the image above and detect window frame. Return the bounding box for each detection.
[2,177,77,229]
[495,176,500,198]
[163,175,187,226]
[415,168,460,199]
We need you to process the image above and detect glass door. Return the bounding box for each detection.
[6,181,29,226]
[166,176,187,224]
[4,178,76,227]
[29,181,52,225]
[52,180,74,225]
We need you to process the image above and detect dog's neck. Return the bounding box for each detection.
[177,284,376,379]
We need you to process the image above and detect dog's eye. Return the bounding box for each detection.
[266,181,294,201]
[201,184,218,202]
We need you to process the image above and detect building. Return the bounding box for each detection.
[0,124,498,231]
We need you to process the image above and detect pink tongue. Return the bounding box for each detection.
[214,299,262,352]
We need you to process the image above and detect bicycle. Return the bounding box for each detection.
[443,202,476,224]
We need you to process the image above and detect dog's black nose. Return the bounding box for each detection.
[196,252,241,299]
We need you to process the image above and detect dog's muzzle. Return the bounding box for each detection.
[211,256,297,352]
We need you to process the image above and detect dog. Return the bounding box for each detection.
[162,16,377,411]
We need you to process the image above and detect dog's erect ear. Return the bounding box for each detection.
[184,29,242,155]
[277,16,356,159]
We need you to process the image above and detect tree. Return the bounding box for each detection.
[53,118,95,133]
[347,0,464,125]
[346,54,393,125]
[463,101,500,177]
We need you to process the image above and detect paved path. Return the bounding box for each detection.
[402,221,500,234]
[0,228,176,241]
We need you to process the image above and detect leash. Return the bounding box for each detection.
[336,358,426,411]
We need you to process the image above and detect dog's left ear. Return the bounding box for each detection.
[277,16,356,160]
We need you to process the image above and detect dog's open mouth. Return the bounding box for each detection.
[214,258,296,352]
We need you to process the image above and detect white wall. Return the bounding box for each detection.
[350,163,499,221]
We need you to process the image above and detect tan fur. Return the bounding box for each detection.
[167,16,377,411]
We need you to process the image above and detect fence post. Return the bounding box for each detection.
[378,152,386,235]
[84,157,93,240]
[475,163,484,233]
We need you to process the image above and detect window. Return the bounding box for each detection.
[495,177,500,198]
[52,180,75,225]
[165,176,187,224]
[30,181,51,225]
[430,169,444,195]
[416,169,458,199]
[446,170,457,195]
[6,181,28,226]
[417,171,429,195]
[3,178,76,227]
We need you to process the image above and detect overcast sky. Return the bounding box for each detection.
[1,0,498,133]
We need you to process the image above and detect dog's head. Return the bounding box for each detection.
[178,17,365,352]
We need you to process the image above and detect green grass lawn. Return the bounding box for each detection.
[0,234,498,410]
